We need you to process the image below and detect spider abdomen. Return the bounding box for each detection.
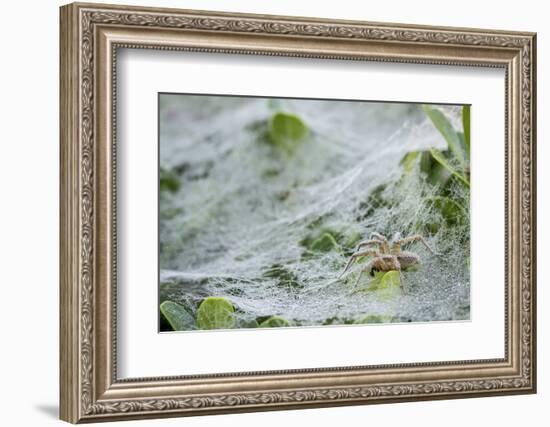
[396,251,421,270]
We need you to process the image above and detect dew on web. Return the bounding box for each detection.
[159,95,470,326]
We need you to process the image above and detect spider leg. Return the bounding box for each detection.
[380,255,406,293]
[395,234,435,254]
[355,259,376,288]
[355,239,383,251]
[370,232,387,242]
[339,249,378,279]
[399,269,407,294]
[369,232,390,253]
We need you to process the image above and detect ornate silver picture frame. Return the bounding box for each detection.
[60,2,536,423]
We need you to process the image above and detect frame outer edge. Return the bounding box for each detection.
[60,3,81,424]
[68,1,536,37]
[529,33,537,393]
[59,2,537,422]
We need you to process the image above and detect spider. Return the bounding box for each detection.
[338,232,435,291]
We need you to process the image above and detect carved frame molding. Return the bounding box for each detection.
[60,2,536,423]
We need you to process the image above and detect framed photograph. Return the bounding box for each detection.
[60,2,537,423]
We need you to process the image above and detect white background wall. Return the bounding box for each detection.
[0,0,546,426]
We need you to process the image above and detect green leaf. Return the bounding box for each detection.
[354,314,393,324]
[417,150,452,187]
[310,232,340,252]
[457,132,467,162]
[262,264,302,289]
[235,318,260,329]
[462,105,471,160]
[423,105,466,169]
[358,271,402,299]
[429,148,470,188]
[428,195,467,226]
[268,112,308,153]
[342,229,362,251]
[430,162,452,187]
[160,168,180,193]
[301,224,361,254]
[377,271,402,300]
[420,150,434,176]
[362,271,385,290]
[400,151,420,173]
[196,297,236,330]
[259,316,291,328]
[262,167,280,178]
[160,301,195,331]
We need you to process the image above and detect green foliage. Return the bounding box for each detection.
[322,316,360,325]
[400,151,420,174]
[401,106,471,192]
[160,301,195,331]
[373,270,402,299]
[262,167,280,178]
[342,230,363,251]
[359,271,383,289]
[423,105,467,170]
[357,271,402,300]
[418,150,451,187]
[428,195,467,226]
[262,264,302,289]
[462,105,471,159]
[310,232,340,252]
[429,148,470,188]
[259,316,291,328]
[267,112,309,154]
[235,318,260,329]
[357,184,389,220]
[160,206,183,221]
[195,297,236,330]
[354,314,394,324]
[160,101,471,330]
[301,223,361,257]
[160,167,181,193]
[161,297,296,331]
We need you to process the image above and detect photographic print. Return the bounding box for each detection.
[158,94,471,332]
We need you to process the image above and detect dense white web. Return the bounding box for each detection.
[159,95,470,325]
